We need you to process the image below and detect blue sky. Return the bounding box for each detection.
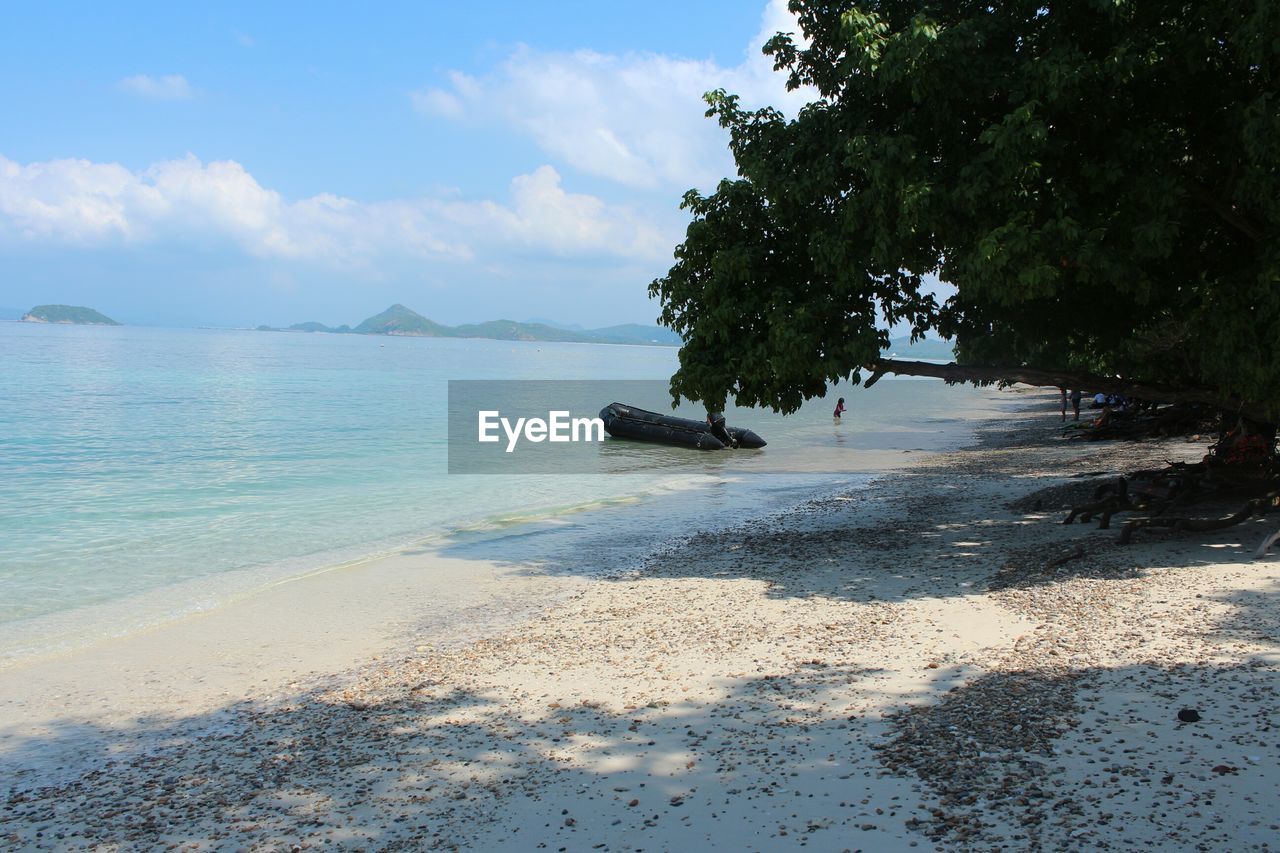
[0,1,809,328]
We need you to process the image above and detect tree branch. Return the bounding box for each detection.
[863,358,1275,424]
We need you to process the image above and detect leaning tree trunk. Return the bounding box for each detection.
[862,358,1275,424]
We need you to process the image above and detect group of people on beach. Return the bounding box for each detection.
[1060,388,1139,422]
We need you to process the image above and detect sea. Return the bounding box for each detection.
[0,322,1000,664]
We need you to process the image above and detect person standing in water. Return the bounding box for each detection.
[706,411,738,448]
[833,397,847,419]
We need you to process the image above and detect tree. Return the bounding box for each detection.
[650,0,1279,421]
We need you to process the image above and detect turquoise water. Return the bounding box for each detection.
[0,322,995,659]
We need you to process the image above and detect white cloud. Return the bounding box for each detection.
[118,74,193,100]
[0,153,672,266]
[411,87,463,120]
[437,165,668,259]
[411,0,814,191]
[409,70,478,119]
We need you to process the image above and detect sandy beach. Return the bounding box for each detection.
[3,389,1277,850]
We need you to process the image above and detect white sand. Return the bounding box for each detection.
[0,553,589,790]
[2,390,1277,851]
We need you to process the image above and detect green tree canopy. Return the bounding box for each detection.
[650,0,1279,419]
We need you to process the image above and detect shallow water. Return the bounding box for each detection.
[0,322,996,661]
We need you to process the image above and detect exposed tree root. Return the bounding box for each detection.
[1064,464,1212,529]
[1119,490,1280,544]
[1065,403,1219,442]
[1063,429,1278,545]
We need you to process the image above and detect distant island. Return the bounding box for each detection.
[257,304,684,347]
[8,300,953,357]
[21,304,120,326]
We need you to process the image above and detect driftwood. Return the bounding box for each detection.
[863,358,1275,424]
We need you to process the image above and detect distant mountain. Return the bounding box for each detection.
[883,336,954,360]
[259,304,682,347]
[524,317,586,332]
[524,318,681,345]
[251,321,355,333]
[352,304,452,336]
[21,304,120,326]
[451,319,600,343]
[0,307,23,321]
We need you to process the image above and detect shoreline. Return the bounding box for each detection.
[3,388,1276,849]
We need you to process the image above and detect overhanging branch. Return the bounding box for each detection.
[863,358,1274,423]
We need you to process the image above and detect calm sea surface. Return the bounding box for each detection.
[0,323,996,661]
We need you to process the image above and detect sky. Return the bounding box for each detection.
[0,1,813,328]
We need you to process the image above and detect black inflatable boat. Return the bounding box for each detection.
[599,403,767,450]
